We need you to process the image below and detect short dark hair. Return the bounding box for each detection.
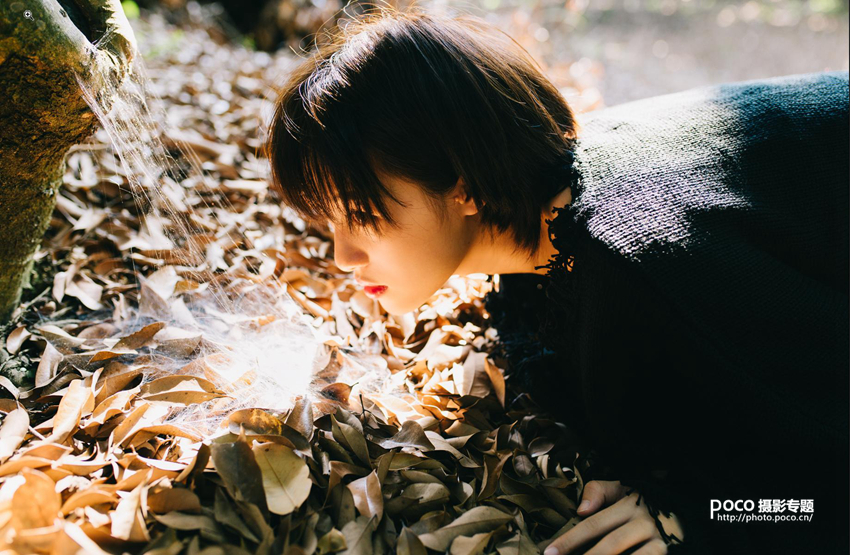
[265,5,580,259]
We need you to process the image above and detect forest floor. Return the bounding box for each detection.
[0,7,592,555]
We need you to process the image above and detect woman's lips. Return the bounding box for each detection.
[364,285,388,298]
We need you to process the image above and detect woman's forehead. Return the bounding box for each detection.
[376,172,417,206]
[324,170,419,222]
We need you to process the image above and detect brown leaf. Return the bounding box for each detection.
[36,341,63,388]
[11,468,61,530]
[495,531,541,555]
[140,374,220,395]
[5,326,31,355]
[135,424,203,442]
[284,395,314,439]
[146,487,202,514]
[58,521,114,555]
[317,528,347,555]
[109,402,151,448]
[528,437,555,457]
[46,379,94,444]
[113,321,166,350]
[450,531,493,555]
[94,365,142,404]
[339,515,376,555]
[60,488,118,515]
[418,507,513,551]
[227,408,309,450]
[458,351,492,398]
[152,326,203,357]
[84,388,139,432]
[253,442,312,516]
[0,405,29,464]
[139,282,173,320]
[330,413,370,467]
[37,324,87,353]
[401,483,451,504]
[213,486,260,543]
[210,438,268,514]
[153,511,226,541]
[143,389,226,405]
[397,527,428,555]
[483,357,506,408]
[87,347,138,362]
[321,382,353,404]
[65,273,103,310]
[347,470,383,522]
[375,420,435,451]
[480,452,512,499]
[111,479,151,542]
[0,376,19,400]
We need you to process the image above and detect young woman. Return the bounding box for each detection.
[265,7,849,554]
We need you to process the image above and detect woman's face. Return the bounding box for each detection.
[329,172,478,315]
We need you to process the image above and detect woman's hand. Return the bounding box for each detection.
[544,480,684,555]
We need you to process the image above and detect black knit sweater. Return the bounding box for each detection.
[483,70,849,554]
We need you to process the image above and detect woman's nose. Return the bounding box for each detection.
[332,231,369,272]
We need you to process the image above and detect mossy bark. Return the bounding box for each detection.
[0,0,136,321]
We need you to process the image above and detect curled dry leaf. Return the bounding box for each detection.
[36,342,63,388]
[227,408,309,450]
[111,479,151,542]
[450,531,494,555]
[284,396,315,439]
[36,324,87,353]
[5,326,31,355]
[330,413,371,467]
[375,420,435,451]
[347,470,383,522]
[46,379,94,444]
[0,405,29,464]
[321,382,353,404]
[418,506,513,551]
[113,321,167,350]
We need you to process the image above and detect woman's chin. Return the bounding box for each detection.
[377,295,423,317]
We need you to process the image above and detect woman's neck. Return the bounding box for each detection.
[530,185,573,275]
[455,186,573,277]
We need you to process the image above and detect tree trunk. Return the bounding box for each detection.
[0,0,136,321]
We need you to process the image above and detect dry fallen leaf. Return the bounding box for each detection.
[253,441,312,515]
[46,379,94,444]
[5,326,31,356]
[347,469,383,522]
[0,405,29,464]
[418,506,514,551]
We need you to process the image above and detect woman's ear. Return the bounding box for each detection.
[452,176,483,216]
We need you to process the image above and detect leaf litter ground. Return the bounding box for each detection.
[0,11,595,555]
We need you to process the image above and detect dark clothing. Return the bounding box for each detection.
[483,71,849,554]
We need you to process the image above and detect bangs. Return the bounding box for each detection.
[266,80,404,234]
